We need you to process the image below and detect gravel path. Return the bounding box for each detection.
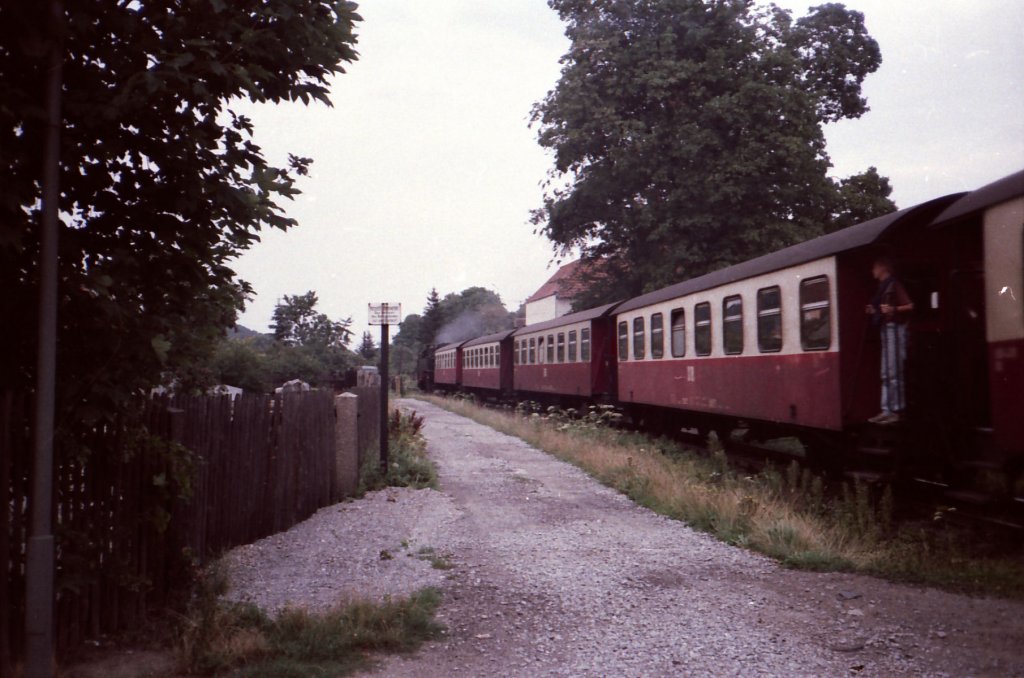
[223,398,1024,677]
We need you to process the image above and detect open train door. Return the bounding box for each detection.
[896,215,990,469]
[946,267,991,433]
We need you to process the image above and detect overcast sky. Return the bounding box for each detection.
[231,0,1024,342]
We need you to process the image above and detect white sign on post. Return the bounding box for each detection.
[368,302,402,325]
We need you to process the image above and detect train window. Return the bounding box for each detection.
[528,338,535,364]
[581,328,591,361]
[633,317,646,359]
[557,333,565,363]
[568,330,578,362]
[723,295,743,355]
[757,286,782,353]
[521,339,527,365]
[670,308,686,357]
[800,276,831,351]
[618,321,629,361]
[546,334,555,363]
[650,313,664,359]
[513,341,519,365]
[695,302,712,356]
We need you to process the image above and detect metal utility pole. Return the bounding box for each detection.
[26,1,63,675]
[379,318,390,473]
[368,303,400,475]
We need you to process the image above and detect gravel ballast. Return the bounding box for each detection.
[220,398,1024,677]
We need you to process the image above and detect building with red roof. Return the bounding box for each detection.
[524,259,598,325]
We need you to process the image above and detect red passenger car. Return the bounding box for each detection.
[512,303,621,404]
[613,194,961,439]
[461,330,515,395]
[432,341,465,390]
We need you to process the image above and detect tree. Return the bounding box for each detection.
[532,0,887,303]
[0,2,360,423]
[356,331,378,360]
[829,166,896,232]
[272,291,353,349]
[434,287,514,343]
[418,288,443,346]
[268,292,355,386]
[394,313,423,349]
[210,338,271,393]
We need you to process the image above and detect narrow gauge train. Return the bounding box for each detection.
[428,170,1023,488]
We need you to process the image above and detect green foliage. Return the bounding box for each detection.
[272,291,354,349]
[209,338,273,392]
[358,409,438,493]
[830,166,897,232]
[0,1,360,441]
[417,288,443,347]
[357,331,378,360]
[204,332,359,393]
[532,0,891,304]
[201,292,361,392]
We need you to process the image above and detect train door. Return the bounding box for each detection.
[902,221,990,467]
[946,267,991,430]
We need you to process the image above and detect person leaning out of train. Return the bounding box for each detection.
[865,256,914,425]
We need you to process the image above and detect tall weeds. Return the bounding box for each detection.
[358,408,437,493]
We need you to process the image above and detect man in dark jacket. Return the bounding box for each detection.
[865,256,914,424]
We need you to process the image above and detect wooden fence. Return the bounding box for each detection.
[345,386,381,469]
[0,388,354,670]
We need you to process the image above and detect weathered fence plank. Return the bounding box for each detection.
[346,386,381,470]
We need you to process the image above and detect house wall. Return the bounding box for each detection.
[525,294,573,325]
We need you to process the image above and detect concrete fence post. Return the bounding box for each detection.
[334,393,359,500]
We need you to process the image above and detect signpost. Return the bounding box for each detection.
[368,303,401,473]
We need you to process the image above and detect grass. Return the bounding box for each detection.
[419,395,1024,598]
[412,545,454,570]
[358,408,438,493]
[179,567,443,676]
